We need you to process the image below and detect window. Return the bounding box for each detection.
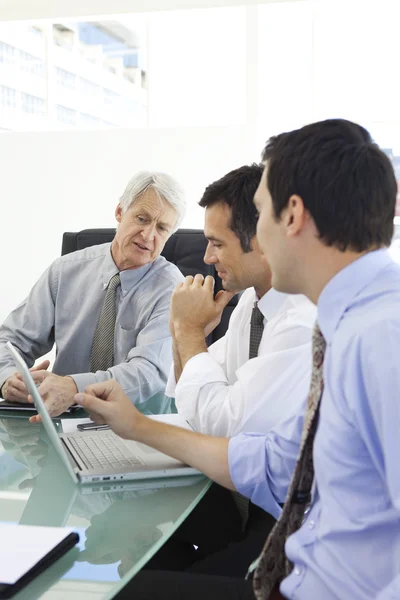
[20,51,44,77]
[148,7,246,127]
[56,104,77,125]
[21,93,45,115]
[0,42,16,64]
[0,85,16,108]
[0,19,147,130]
[56,67,76,90]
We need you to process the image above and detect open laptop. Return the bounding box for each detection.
[6,342,199,485]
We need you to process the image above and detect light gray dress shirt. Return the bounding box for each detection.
[0,243,184,403]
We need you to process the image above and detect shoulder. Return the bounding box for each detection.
[276,294,317,330]
[55,243,112,269]
[335,269,400,371]
[147,256,185,287]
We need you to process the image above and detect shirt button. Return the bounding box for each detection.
[308,520,315,529]
[294,567,301,576]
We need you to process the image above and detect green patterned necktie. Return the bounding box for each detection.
[89,273,121,372]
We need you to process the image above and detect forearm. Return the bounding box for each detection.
[134,415,234,490]
[174,324,207,370]
[72,343,171,402]
[172,337,183,383]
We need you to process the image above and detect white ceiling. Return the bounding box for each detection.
[0,0,305,22]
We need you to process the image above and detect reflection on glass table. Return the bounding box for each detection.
[0,399,209,600]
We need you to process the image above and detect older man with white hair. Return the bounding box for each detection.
[0,171,186,419]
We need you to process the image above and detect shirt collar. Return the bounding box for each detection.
[318,248,393,344]
[119,263,153,296]
[257,288,288,321]
[101,245,153,294]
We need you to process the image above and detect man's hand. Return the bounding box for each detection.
[28,373,78,423]
[75,380,143,440]
[76,379,234,491]
[1,360,50,402]
[171,275,234,337]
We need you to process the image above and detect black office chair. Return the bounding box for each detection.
[61,228,238,343]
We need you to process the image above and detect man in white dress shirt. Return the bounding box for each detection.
[157,164,316,571]
[167,164,316,438]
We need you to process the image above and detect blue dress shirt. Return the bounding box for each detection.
[229,249,400,599]
[0,243,183,403]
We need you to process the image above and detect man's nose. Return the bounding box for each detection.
[141,222,156,241]
[204,244,217,264]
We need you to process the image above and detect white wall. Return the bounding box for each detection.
[0,125,255,323]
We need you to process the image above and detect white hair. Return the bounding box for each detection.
[119,171,186,232]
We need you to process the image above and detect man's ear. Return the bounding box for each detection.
[250,235,262,254]
[284,194,306,238]
[115,203,123,223]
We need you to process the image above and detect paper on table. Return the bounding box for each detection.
[0,523,73,585]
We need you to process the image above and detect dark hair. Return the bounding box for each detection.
[262,119,397,252]
[199,164,263,252]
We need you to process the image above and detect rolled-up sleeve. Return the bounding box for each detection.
[228,406,305,519]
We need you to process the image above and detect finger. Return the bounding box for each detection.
[204,275,215,291]
[183,275,194,287]
[30,360,50,372]
[215,290,235,311]
[193,273,204,287]
[29,414,42,424]
[7,379,29,397]
[31,371,48,384]
[75,393,110,418]
[83,380,119,400]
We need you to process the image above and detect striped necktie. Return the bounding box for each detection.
[90,273,121,372]
[252,323,326,598]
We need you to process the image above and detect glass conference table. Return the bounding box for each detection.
[0,394,210,600]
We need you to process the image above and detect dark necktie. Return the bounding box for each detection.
[90,273,121,372]
[249,303,264,359]
[233,302,267,525]
[252,323,326,599]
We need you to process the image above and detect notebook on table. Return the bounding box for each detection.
[0,523,79,599]
[6,342,200,485]
[0,399,80,414]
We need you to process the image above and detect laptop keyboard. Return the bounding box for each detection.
[69,433,143,471]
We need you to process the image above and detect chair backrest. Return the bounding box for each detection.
[61,228,238,343]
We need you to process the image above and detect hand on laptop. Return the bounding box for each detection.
[75,380,142,440]
[1,360,50,402]
[28,373,78,423]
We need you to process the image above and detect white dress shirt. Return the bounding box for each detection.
[166,287,317,437]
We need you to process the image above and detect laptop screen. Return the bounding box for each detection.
[6,342,79,484]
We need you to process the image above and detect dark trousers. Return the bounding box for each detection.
[115,572,285,600]
[115,488,279,599]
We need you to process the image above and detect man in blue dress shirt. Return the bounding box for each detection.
[77,119,400,600]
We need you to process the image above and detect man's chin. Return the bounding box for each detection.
[221,281,241,294]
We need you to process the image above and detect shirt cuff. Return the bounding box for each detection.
[70,371,110,393]
[228,433,282,520]
[175,352,228,421]
[165,365,176,398]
